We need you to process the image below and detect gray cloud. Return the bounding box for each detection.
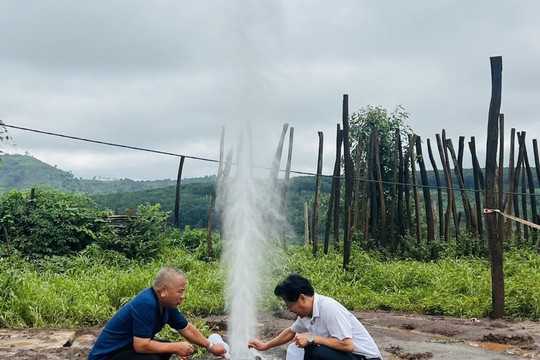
[1,0,539,180]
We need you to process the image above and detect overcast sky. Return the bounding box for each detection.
[1,1,539,180]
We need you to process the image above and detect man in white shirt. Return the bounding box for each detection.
[248,274,382,360]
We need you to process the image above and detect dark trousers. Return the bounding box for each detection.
[303,344,379,360]
[108,340,172,360]
[109,350,171,360]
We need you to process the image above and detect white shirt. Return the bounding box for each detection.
[291,293,382,359]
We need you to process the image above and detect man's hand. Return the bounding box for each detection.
[209,343,228,358]
[292,333,310,348]
[248,338,268,351]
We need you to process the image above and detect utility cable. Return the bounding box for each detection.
[3,123,540,198]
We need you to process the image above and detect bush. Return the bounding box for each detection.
[96,203,169,261]
[0,188,110,258]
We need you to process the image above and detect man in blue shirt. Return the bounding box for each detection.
[89,266,228,360]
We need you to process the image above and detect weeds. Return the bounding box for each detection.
[0,243,538,328]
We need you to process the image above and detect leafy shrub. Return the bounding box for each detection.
[96,203,169,261]
[0,187,111,258]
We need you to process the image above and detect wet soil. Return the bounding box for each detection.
[0,310,538,359]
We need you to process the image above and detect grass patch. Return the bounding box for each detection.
[0,245,538,328]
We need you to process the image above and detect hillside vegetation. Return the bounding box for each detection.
[0,154,214,194]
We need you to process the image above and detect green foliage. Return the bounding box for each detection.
[0,246,538,329]
[283,245,540,319]
[0,154,215,194]
[92,182,214,229]
[96,203,169,261]
[0,246,225,328]
[0,187,111,258]
[168,226,223,261]
[170,226,210,251]
[283,176,333,236]
[349,105,412,180]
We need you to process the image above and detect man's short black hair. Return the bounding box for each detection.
[274,274,315,302]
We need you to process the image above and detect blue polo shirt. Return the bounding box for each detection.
[88,287,188,360]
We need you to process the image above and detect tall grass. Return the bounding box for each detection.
[0,245,538,328]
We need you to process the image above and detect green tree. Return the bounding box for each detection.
[349,105,413,182]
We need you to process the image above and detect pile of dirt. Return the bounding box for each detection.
[1,311,538,359]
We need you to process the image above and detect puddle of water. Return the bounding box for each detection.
[468,341,527,356]
[383,326,534,356]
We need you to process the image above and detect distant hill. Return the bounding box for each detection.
[92,174,333,231]
[0,154,215,195]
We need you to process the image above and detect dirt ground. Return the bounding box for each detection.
[0,310,538,359]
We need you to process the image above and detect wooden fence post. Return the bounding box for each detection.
[280,127,294,217]
[304,202,310,246]
[324,125,342,254]
[174,156,186,229]
[334,130,344,249]
[206,127,226,256]
[374,131,387,244]
[352,134,364,232]
[342,94,354,268]
[409,134,422,242]
[447,139,473,232]
[468,137,484,238]
[484,55,504,319]
[390,129,400,250]
[427,138,444,239]
[416,136,435,241]
[503,129,516,238]
[436,133,452,241]
[312,131,324,256]
[442,130,460,239]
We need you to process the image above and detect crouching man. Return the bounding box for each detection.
[248,274,382,360]
[89,266,228,360]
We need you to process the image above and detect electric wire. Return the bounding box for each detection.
[3,123,540,198]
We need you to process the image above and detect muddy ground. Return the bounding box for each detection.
[0,310,538,359]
